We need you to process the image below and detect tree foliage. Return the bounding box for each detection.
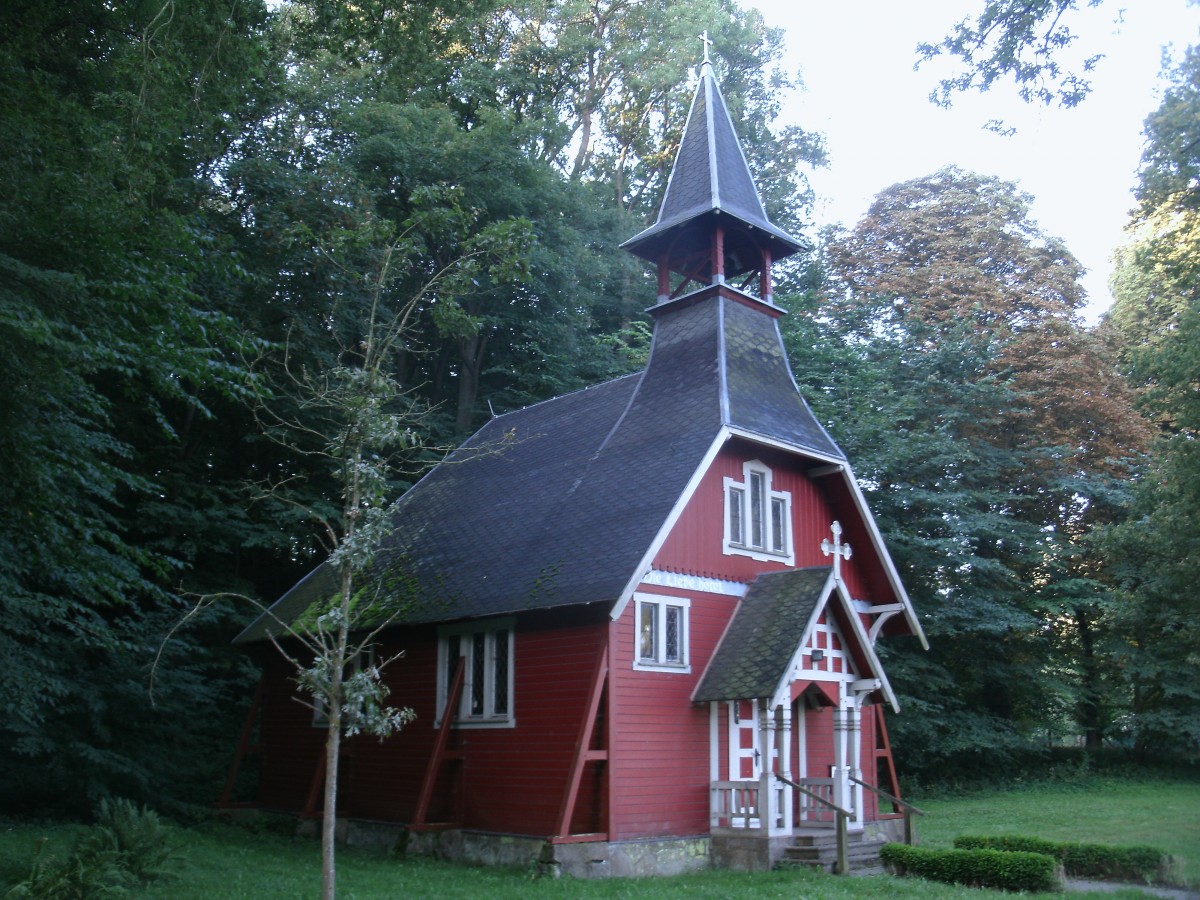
[917,0,1107,109]
[1102,44,1200,760]
[0,0,825,825]
[787,168,1150,770]
[0,0,283,814]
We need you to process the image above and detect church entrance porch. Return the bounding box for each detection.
[706,694,920,872]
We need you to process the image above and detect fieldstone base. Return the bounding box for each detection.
[298,817,907,878]
[538,836,710,878]
[710,833,795,871]
[334,821,710,878]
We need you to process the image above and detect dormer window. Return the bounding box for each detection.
[724,461,793,563]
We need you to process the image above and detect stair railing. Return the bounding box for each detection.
[774,772,852,875]
[847,774,924,846]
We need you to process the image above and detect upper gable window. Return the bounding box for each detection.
[724,461,794,564]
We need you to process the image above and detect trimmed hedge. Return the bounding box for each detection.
[953,835,1171,884]
[880,843,1060,893]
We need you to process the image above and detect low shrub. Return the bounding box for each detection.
[3,799,174,898]
[880,842,1060,893]
[953,834,1172,884]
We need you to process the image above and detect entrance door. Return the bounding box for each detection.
[728,699,762,827]
[729,699,761,780]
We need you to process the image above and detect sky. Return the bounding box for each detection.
[740,0,1200,322]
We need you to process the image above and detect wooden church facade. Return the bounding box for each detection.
[229,50,926,876]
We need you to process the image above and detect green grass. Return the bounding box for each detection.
[2,775,1195,897]
[913,776,1200,886]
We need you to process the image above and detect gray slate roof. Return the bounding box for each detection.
[622,60,804,265]
[236,289,845,643]
[693,567,831,702]
[234,59,844,645]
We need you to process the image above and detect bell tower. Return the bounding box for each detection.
[620,38,805,306]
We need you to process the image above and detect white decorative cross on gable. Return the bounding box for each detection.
[699,30,713,65]
[821,520,852,580]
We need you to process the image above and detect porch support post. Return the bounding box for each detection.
[778,703,793,832]
[848,698,863,825]
[832,704,848,813]
[760,701,776,832]
[709,701,719,783]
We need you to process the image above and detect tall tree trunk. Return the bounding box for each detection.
[456,330,490,434]
[321,703,341,899]
[1075,606,1104,751]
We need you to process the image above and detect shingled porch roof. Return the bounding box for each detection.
[692,567,830,703]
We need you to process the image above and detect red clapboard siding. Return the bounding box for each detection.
[608,585,737,840]
[256,651,326,812]
[654,441,876,600]
[253,608,609,834]
[453,608,606,834]
[336,625,441,822]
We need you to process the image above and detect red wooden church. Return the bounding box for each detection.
[229,51,927,876]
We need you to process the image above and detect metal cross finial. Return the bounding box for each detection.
[699,30,713,66]
[821,521,852,579]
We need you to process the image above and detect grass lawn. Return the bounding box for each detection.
[2,775,1195,897]
[914,776,1200,886]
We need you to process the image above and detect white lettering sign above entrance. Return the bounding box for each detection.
[643,569,748,597]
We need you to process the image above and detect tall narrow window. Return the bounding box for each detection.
[639,601,658,661]
[771,496,787,554]
[728,487,745,545]
[634,594,690,672]
[750,471,765,548]
[437,620,515,727]
[724,461,794,564]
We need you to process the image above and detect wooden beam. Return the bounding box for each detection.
[874,704,903,802]
[552,648,609,839]
[411,656,465,830]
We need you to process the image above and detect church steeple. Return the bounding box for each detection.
[621,38,805,304]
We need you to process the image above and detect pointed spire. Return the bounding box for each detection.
[621,39,804,301]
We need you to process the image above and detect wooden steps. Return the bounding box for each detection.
[777,829,889,876]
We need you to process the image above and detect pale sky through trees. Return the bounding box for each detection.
[743,0,1199,322]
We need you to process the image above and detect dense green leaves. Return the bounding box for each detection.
[786,168,1150,771]
[1102,45,1200,761]
[0,0,822,816]
[918,0,1106,109]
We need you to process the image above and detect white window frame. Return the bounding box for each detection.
[723,460,794,564]
[633,593,691,673]
[436,618,515,728]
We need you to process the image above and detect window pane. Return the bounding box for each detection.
[729,487,744,544]
[771,496,786,553]
[665,605,681,662]
[639,602,657,661]
[471,632,486,715]
[750,472,765,548]
[492,629,509,715]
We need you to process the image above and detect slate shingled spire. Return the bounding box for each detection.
[622,49,804,303]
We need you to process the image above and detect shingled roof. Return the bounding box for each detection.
[693,567,831,702]
[236,285,847,642]
[235,54,849,645]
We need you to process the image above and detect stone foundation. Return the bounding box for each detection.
[331,820,710,878]
[296,816,907,877]
[538,835,710,878]
[710,832,794,871]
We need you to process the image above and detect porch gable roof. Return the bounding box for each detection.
[692,567,831,702]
